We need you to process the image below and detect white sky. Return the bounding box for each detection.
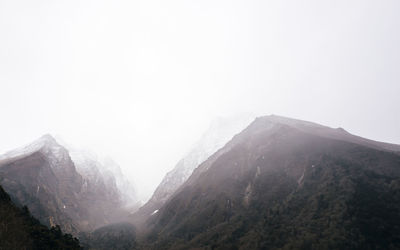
[1,0,399,201]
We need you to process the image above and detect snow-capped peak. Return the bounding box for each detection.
[0,134,69,166]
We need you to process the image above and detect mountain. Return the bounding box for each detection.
[66,148,128,230]
[66,146,138,210]
[132,114,254,226]
[0,134,85,234]
[142,115,400,249]
[0,184,82,249]
[102,157,138,208]
[0,134,129,235]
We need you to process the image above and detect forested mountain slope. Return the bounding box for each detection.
[0,185,82,250]
[143,115,400,250]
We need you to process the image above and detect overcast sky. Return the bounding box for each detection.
[1,0,399,201]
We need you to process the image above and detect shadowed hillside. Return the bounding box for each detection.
[0,185,82,250]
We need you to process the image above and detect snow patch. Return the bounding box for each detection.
[298,168,306,185]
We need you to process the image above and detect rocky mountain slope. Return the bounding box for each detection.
[66,147,138,210]
[0,184,82,249]
[0,134,130,235]
[132,114,254,226]
[143,115,400,249]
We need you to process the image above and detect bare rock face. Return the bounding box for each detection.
[0,134,128,235]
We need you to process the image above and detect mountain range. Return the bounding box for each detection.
[1,115,400,249]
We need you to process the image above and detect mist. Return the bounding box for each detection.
[1,0,400,201]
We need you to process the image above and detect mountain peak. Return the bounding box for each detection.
[0,134,67,163]
[27,133,63,153]
[36,133,59,146]
[39,133,56,141]
[256,114,323,128]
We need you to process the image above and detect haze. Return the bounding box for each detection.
[1,0,399,201]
